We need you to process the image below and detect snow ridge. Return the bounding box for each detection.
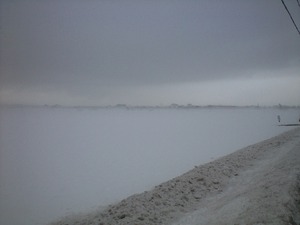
[50,128,300,225]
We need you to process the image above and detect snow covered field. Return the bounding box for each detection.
[0,106,299,225]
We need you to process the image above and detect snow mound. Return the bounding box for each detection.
[49,128,300,225]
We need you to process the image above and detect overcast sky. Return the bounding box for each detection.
[1,0,300,106]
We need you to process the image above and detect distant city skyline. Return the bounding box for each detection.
[1,0,300,106]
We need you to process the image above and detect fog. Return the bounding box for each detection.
[0,106,299,225]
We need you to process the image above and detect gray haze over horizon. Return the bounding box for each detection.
[1,0,300,106]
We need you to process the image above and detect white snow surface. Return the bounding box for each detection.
[50,128,300,225]
[0,107,299,225]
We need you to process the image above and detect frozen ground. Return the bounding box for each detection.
[50,128,300,225]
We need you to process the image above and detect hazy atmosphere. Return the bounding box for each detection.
[1,2,300,224]
[1,0,300,106]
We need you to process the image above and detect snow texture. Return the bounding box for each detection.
[50,128,300,225]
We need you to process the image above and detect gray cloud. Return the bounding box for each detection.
[1,0,300,106]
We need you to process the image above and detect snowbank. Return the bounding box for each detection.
[50,128,300,225]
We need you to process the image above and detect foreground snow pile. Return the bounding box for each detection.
[50,128,300,225]
[174,128,300,225]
